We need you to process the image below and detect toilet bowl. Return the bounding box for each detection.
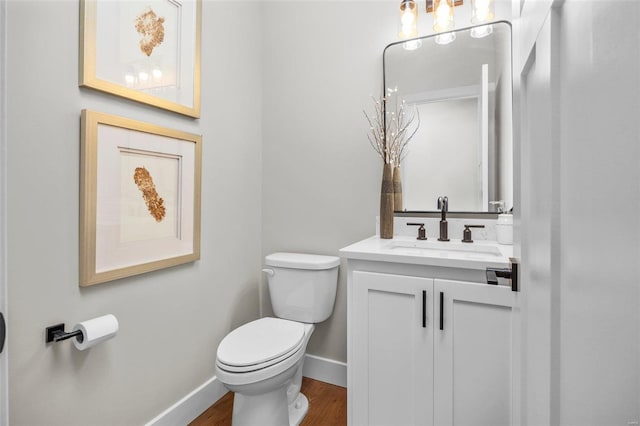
[215,253,339,426]
[216,318,314,426]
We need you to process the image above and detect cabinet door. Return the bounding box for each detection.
[434,279,517,426]
[351,271,434,426]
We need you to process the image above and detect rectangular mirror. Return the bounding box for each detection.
[384,22,512,213]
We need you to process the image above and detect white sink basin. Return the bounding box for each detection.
[386,239,503,259]
[339,236,512,270]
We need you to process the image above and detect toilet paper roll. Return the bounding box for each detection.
[72,314,119,351]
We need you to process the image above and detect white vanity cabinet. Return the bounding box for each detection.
[345,253,518,426]
[351,271,434,426]
[433,278,517,426]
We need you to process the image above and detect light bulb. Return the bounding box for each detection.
[152,68,162,80]
[436,3,450,22]
[476,7,490,21]
[401,10,415,26]
[124,73,135,85]
[471,0,494,24]
[433,0,454,32]
[138,71,149,82]
[401,16,414,37]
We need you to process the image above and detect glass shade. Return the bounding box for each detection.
[471,0,495,24]
[433,0,455,32]
[399,0,418,39]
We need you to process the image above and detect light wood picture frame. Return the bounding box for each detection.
[80,0,201,118]
[80,110,202,286]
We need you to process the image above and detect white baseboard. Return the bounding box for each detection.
[302,354,347,388]
[145,376,227,426]
[145,355,346,425]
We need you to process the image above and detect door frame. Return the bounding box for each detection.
[512,1,564,425]
[0,0,8,424]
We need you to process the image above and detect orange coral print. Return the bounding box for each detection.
[133,167,166,222]
[135,8,165,57]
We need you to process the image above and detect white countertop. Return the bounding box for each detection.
[339,235,513,270]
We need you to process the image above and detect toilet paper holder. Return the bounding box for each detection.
[45,323,84,344]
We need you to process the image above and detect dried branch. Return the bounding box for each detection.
[363,96,388,164]
[364,95,420,166]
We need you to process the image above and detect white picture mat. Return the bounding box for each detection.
[94,0,196,106]
[95,124,195,273]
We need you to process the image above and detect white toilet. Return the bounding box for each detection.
[215,252,340,426]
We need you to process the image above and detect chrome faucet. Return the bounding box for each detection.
[437,196,449,241]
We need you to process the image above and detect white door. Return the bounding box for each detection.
[434,279,517,426]
[0,0,8,424]
[351,271,433,426]
[516,8,556,425]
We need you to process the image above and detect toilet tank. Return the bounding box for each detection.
[264,253,340,323]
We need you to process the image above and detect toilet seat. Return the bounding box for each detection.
[217,338,305,373]
[216,318,305,373]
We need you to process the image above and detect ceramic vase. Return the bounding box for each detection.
[380,163,394,239]
[393,165,403,212]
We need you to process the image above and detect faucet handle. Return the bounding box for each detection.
[462,224,485,243]
[437,196,448,211]
[407,222,427,240]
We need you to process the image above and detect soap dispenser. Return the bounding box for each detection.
[491,201,513,245]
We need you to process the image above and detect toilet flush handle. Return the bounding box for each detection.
[262,268,275,277]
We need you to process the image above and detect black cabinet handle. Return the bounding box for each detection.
[0,312,5,354]
[511,259,519,292]
[439,292,444,331]
[422,290,426,328]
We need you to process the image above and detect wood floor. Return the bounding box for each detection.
[189,377,346,426]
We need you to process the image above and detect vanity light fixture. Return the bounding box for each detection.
[399,0,418,38]
[399,0,422,50]
[470,0,494,38]
[432,0,456,45]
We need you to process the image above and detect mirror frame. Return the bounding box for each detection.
[383,21,514,215]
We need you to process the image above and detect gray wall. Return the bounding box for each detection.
[260,0,513,363]
[557,2,639,423]
[6,1,262,425]
[261,1,396,363]
[5,0,517,423]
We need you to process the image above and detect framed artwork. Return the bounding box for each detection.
[80,0,201,118]
[80,110,202,286]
